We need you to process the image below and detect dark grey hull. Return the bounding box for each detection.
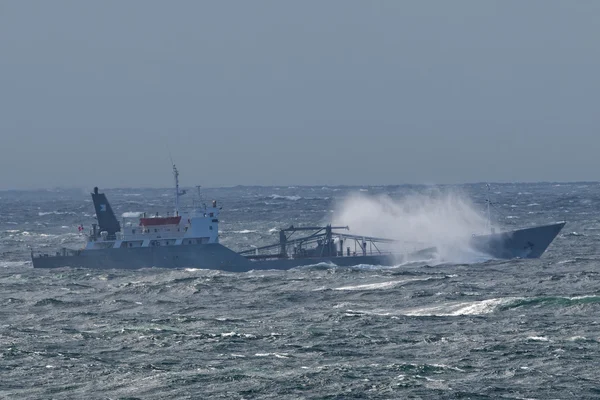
[31,243,424,272]
[33,243,255,272]
[470,222,565,259]
[32,222,565,271]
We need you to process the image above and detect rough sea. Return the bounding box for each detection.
[1,183,598,399]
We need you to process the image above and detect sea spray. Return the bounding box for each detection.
[330,189,491,264]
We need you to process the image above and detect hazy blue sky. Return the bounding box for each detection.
[1,1,598,189]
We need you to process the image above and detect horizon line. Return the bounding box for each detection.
[1,180,597,192]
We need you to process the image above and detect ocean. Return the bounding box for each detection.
[1,183,598,399]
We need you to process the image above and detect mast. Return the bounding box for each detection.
[173,163,180,214]
[172,163,186,215]
[194,185,205,211]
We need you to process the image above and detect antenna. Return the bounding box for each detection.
[193,185,204,210]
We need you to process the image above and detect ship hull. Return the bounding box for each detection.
[33,243,255,272]
[31,243,433,272]
[470,222,565,259]
[32,222,565,271]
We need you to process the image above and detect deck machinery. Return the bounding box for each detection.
[240,225,416,261]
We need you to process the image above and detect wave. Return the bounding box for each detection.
[255,353,290,359]
[292,262,337,271]
[527,336,549,342]
[400,295,600,317]
[402,297,517,316]
[232,230,257,234]
[220,331,257,339]
[564,231,584,237]
[38,211,77,216]
[498,295,600,310]
[270,194,302,201]
[122,212,142,218]
[333,277,431,291]
[0,261,31,268]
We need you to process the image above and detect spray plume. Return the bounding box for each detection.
[331,189,492,264]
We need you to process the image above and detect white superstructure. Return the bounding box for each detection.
[85,164,220,250]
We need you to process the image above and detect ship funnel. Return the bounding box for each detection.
[91,188,121,237]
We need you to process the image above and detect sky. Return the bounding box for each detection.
[0,1,599,189]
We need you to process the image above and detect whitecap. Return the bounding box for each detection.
[430,363,465,372]
[345,309,392,317]
[38,211,76,216]
[557,259,576,264]
[334,281,398,291]
[122,211,143,218]
[333,277,435,290]
[255,353,289,359]
[402,297,519,316]
[527,336,549,342]
[0,261,31,268]
[233,230,257,234]
[569,295,600,300]
[270,194,302,201]
[333,278,426,291]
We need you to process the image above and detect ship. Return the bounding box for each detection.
[31,167,565,271]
